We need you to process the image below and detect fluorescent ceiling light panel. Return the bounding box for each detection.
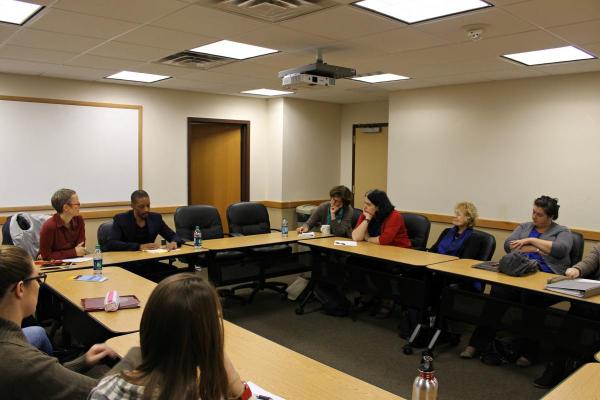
[105,71,171,83]
[190,40,278,60]
[0,0,43,25]
[352,73,410,83]
[503,46,595,66]
[241,89,294,96]
[353,0,492,24]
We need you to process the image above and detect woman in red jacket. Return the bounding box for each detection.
[352,189,411,248]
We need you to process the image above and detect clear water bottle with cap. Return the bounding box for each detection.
[412,356,438,400]
[281,218,289,238]
[93,244,103,275]
[193,226,202,249]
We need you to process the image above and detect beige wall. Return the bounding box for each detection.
[282,98,341,201]
[388,71,600,231]
[266,98,284,201]
[339,101,389,188]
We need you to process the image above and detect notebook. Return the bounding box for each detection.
[81,295,140,312]
[472,261,500,272]
[545,279,600,298]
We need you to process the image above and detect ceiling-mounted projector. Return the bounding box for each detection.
[279,49,356,89]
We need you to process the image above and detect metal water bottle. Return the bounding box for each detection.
[412,356,438,400]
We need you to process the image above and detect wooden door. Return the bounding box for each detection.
[353,126,388,209]
[189,123,242,232]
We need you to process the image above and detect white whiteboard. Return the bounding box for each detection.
[0,98,140,208]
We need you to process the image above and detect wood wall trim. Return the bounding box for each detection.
[0,202,131,213]
[0,95,142,110]
[0,206,179,225]
[259,200,328,209]
[402,210,600,241]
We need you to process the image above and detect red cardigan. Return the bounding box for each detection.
[355,210,411,248]
[39,214,86,260]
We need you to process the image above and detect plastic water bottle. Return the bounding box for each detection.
[281,218,289,238]
[93,244,103,275]
[412,356,438,400]
[193,226,202,249]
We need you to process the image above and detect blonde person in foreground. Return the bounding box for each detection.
[89,273,253,400]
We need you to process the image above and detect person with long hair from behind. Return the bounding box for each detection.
[89,273,250,400]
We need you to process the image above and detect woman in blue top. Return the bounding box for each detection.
[431,202,478,257]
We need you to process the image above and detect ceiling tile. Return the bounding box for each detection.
[65,54,145,71]
[504,0,600,28]
[211,61,275,79]
[152,5,268,38]
[0,44,77,64]
[548,20,600,46]
[531,59,600,75]
[349,27,450,54]
[117,25,213,51]
[281,5,400,41]
[414,7,537,44]
[89,41,173,62]
[228,25,335,53]
[131,63,198,78]
[0,24,19,43]
[0,58,56,75]
[8,28,103,53]
[29,8,139,39]
[426,71,493,86]
[40,64,115,80]
[52,0,189,24]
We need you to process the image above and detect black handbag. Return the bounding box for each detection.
[498,252,538,277]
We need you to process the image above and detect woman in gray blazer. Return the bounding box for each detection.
[461,196,573,366]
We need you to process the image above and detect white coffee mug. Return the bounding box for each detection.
[320,225,331,235]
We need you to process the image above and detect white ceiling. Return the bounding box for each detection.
[1,0,599,104]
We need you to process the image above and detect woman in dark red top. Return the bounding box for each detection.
[352,189,411,248]
[39,188,86,260]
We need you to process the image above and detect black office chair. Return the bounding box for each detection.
[1,215,14,245]
[174,205,225,241]
[403,213,431,251]
[97,221,113,252]
[351,207,362,230]
[569,231,584,266]
[226,202,293,302]
[430,228,496,261]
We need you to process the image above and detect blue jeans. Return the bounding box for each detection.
[23,326,53,355]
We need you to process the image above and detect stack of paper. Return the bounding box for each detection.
[247,381,285,400]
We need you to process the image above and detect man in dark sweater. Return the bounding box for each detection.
[106,190,184,281]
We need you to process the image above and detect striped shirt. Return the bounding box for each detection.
[88,374,146,400]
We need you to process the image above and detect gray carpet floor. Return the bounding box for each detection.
[223,289,552,400]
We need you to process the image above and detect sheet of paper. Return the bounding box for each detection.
[142,248,181,254]
[298,232,315,239]
[73,275,108,282]
[62,257,93,263]
[334,240,357,247]
[247,381,285,400]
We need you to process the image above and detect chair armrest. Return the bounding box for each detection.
[270,228,281,232]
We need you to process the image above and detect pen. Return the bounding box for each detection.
[257,396,273,400]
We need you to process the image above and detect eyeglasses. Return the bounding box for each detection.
[22,272,47,285]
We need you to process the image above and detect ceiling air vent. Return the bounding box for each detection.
[155,51,235,70]
[198,0,338,22]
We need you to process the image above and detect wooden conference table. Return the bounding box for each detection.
[186,231,331,250]
[542,363,600,400]
[40,245,207,273]
[107,322,404,400]
[45,267,155,336]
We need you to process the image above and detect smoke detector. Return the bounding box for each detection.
[464,24,486,41]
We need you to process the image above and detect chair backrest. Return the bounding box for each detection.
[1,215,14,245]
[402,212,431,250]
[97,221,113,251]
[174,205,225,241]
[464,229,496,261]
[351,207,362,229]
[570,231,584,266]
[227,202,271,236]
